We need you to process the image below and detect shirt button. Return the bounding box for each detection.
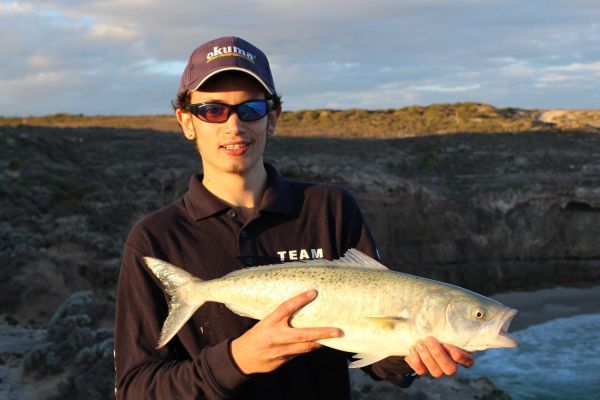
[240,230,248,239]
[227,209,236,218]
[245,257,254,265]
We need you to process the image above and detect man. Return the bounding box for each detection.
[114,36,473,399]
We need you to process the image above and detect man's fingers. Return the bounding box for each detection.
[423,337,458,376]
[405,346,427,375]
[277,341,324,357]
[442,343,474,368]
[409,339,472,378]
[269,290,318,322]
[414,340,444,378]
[275,327,342,345]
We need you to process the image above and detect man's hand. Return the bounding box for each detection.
[230,289,342,375]
[404,336,474,378]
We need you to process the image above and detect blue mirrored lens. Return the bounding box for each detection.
[237,100,268,121]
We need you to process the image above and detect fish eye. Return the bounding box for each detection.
[472,308,485,320]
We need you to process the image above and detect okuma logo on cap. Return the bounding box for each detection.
[206,46,256,63]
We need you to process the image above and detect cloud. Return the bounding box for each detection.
[408,84,482,93]
[136,59,187,76]
[544,61,600,74]
[88,23,139,40]
[502,65,536,77]
[0,1,33,14]
[28,54,55,69]
[539,75,575,83]
[0,0,599,115]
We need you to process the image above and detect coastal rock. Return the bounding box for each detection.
[2,124,599,399]
[22,291,113,380]
[2,125,599,310]
[349,369,511,400]
[269,132,600,293]
[54,338,115,400]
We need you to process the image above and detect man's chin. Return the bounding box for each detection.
[227,156,265,176]
[200,157,262,177]
[226,160,255,175]
[228,164,247,175]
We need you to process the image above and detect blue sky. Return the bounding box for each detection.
[1,0,598,115]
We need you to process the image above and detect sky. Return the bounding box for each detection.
[1,0,599,115]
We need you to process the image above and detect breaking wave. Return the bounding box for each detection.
[461,313,600,399]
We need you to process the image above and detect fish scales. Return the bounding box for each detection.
[144,249,518,367]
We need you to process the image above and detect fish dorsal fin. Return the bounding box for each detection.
[338,249,389,271]
[223,249,387,279]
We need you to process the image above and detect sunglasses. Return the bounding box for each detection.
[185,99,274,123]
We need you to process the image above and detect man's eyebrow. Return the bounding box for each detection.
[193,98,225,103]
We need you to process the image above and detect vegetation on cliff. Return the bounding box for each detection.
[1,102,598,137]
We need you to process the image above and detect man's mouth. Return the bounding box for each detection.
[221,142,250,156]
[223,143,248,150]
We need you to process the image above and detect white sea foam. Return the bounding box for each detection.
[461,313,600,399]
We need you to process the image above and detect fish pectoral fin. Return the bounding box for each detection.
[364,315,409,330]
[349,353,388,368]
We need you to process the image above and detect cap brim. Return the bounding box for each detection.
[190,67,274,95]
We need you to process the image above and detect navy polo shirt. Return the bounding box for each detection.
[115,163,412,399]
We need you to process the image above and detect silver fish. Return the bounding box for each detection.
[144,249,517,367]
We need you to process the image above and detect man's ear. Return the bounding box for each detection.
[176,108,197,141]
[266,105,282,137]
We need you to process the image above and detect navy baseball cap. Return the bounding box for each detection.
[178,36,276,96]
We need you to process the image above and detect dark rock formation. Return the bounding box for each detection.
[1,126,197,324]
[349,369,511,400]
[22,291,112,380]
[54,338,115,400]
[270,133,600,294]
[2,124,599,398]
[2,125,599,315]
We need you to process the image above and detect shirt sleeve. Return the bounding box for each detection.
[338,189,417,388]
[114,240,250,400]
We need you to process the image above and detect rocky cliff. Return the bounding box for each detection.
[273,132,600,294]
[2,124,599,398]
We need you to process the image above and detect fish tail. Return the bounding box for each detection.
[143,257,208,348]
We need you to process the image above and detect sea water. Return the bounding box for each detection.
[460,313,600,400]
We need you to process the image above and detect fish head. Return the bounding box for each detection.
[441,291,518,352]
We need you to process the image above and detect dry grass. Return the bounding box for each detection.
[0,114,181,133]
[2,103,598,137]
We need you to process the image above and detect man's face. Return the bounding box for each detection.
[177,73,279,177]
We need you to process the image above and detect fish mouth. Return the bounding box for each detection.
[494,308,518,348]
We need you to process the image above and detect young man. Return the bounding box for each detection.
[114,36,473,399]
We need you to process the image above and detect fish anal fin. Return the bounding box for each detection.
[225,303,260,319]
[349,353,388,368]
[364,315,410,331]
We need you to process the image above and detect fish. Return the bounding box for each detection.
[144,249,518,368]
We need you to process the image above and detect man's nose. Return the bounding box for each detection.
[224,111,245,135]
